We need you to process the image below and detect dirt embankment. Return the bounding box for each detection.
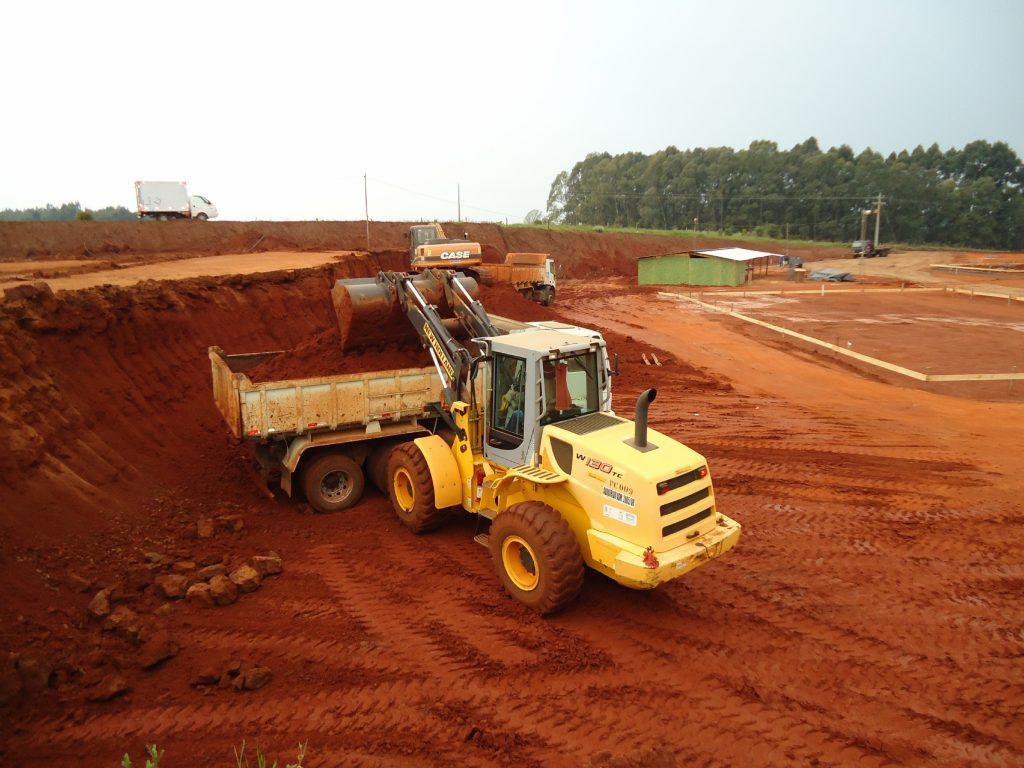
[0,220,846,276]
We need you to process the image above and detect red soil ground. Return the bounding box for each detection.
[0,223,1022,767]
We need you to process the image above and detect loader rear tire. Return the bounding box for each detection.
[387,442,446,533]
[302,451,365,513]
[489,501,584,615]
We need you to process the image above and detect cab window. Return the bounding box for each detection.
[490,353,526,446]
[541,352,600,426]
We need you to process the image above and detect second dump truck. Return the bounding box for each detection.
[212,270,739,613]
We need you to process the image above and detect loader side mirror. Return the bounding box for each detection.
[610,352,620,377]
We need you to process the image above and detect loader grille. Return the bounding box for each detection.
[660,486,710,516]
[554,412,625,436]
[662,508,712,538]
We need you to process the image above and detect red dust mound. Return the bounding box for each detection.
[248,329,427,381]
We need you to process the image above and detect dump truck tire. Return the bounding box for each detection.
[302,451,365,513]
[387,442,446,533]
[489,502,584,615]
[365,442,394,493]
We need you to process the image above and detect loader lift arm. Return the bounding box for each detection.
[372,270,502,407]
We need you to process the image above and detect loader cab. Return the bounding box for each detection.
[482,330,608,469]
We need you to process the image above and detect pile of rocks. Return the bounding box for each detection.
[191,658,273,692]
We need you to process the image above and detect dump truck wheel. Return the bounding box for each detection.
[302,451,365,513]
[386,442,446,533]
[365,442,394,493]
[489,502,584,615]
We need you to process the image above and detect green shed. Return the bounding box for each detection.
[637,248,779,287]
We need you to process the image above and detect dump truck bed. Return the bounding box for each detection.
[209,346,443,441]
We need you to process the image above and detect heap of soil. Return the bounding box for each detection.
[247,328,428,381]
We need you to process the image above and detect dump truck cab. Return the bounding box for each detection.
[409,223,483,271]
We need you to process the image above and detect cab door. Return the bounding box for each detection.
[484,351,538,468]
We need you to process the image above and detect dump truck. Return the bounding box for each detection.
[212,270,740,613]
[408,223,556,305]
[135,181,218,220]
[851,239,890,258]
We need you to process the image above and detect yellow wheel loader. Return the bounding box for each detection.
[332,269,741,614]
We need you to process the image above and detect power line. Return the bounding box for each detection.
[369,176,519,220]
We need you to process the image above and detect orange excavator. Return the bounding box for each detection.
[408,223,556,306]
[408,223,483,272]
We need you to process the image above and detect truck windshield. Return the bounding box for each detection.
[541,352,600,426]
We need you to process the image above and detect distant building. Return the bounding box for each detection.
[637,247,781,287]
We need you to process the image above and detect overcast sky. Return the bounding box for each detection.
[3,0,1022,222]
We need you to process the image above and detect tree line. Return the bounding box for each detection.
[545,138,1024,249]
[0,202,135,222]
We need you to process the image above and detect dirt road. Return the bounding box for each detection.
[1,235,1022,767]
[0,251,361,296]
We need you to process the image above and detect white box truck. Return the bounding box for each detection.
[135,181,218,220]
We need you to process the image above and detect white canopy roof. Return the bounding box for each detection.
[692,247,782,262]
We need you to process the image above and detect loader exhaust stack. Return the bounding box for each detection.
[626,388,658,452]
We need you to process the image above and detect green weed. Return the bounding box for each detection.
[234,739,308,768]
[121,743,162,768]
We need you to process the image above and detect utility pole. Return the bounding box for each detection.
[457,184,461,223]
[874,192,883,247]
[363,174,370,251]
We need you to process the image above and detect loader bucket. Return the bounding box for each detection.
[331,271,480,352]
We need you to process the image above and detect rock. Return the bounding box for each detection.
[208,575,237,606]
[197,553,222,567]
[67,573,92,593]
[102,606,142,641]
[16,655,52,693]
[138,631,179,670]
[229,565,261,594]
[124,567,153,593]
[216,515,245,533]
[4,281,53,302]
[87,674,131,702]
[153,603,173,617]
[87,588,113,619]
[172,560,196,574]
[198,563,227,581]
[196,518,215,539]
[252,554,283,577]
[185,583,214,607]
[190,665,220,686]
[154,574,189,600]
[242,667,272,691]
[143,551,166,564]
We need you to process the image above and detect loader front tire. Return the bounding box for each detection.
[489,502,584,615]
[302,451,365,513]
[387,442,446,533]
